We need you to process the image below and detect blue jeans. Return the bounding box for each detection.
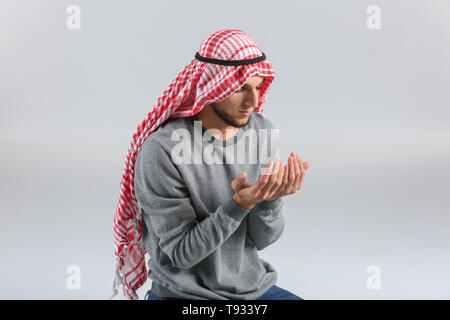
[145,290,180,300]
[145,285,303,300]
[256,285,303,300]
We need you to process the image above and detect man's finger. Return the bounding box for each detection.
[253,161,274,197]
[297,155,305,189]
[285,154,295,193]
[281,163,289,193]
[265,159,283,198]
[259,158,280,198]
[267,160,285,198]
[292,153,301,193]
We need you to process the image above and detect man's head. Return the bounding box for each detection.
[198,75,265,129]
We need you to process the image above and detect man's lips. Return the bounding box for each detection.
[239,110,252,116]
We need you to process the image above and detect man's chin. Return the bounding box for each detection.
[232,117,250,128]
[212,105,250,128]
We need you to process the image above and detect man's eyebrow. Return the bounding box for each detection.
[242,78,266,88]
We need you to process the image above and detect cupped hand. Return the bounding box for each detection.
[265,152,310,201]
[230,154,310,209]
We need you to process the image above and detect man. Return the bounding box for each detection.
[112,29,310,300]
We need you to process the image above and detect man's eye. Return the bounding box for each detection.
[235,87,261,93]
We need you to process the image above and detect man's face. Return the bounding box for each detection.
[210,75,265,128]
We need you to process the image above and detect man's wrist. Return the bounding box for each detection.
[232,193,255,211]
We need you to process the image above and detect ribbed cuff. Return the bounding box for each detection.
[256,198,282,210]
[223,197,251,221]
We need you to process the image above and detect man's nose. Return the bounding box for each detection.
[242,88,260,108]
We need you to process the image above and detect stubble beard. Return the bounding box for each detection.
[211,104,250,128]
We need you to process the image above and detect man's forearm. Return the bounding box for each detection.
[246,198,285,251]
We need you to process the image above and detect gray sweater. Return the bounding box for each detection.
[134,112,284,300]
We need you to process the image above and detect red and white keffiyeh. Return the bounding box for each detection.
[111,28,276,300]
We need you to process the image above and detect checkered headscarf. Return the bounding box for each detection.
[111,28,276,300]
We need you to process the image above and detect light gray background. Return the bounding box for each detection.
[1,0,449,299]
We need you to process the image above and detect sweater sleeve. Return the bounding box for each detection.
[134,138,250,270]
[246,198,285,251]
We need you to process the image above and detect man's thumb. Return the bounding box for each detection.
[232,172,246,190]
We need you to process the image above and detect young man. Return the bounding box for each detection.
[112,29,310,300]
